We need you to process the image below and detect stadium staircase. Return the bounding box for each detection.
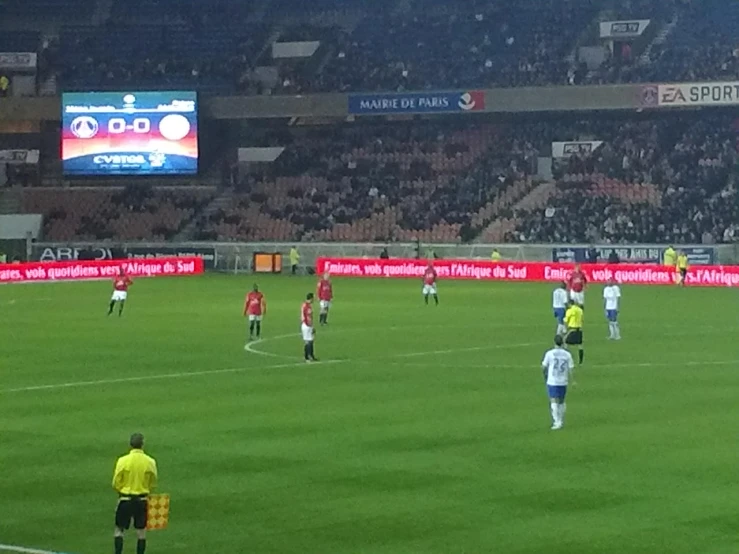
[0,186,24,214]
[476,181,556,243]
[639,16,679,65]
[173,189,235,240]
[93,0,113,25]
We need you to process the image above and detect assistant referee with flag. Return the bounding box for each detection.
[113,433,158,554]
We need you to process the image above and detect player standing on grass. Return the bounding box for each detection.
[422,262,439,306]
[108,268,132,317]
[301,293,318,362]
[676,250,689,286]
[603,279,622,340]
[567,264,587,306]
[552,281,568,336]
[113,433,158,554]
[564,300,585,365]
[542,335,575,430]
[244,284,266,342]
[317,272,333,326]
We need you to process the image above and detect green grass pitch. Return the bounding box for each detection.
[2,274,738,554]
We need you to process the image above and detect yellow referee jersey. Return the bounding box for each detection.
[565,305,584,329]
[113,448,158,495]
[676,254,688,270]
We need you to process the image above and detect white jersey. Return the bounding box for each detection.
[552,288,568,309]
[603,285,621,311]
[542,347,574,386]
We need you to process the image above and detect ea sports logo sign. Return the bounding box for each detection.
[70,116,99,139]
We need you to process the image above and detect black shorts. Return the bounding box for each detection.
[115,496,147,530]
[680,268,687,278]
[565,329,583,346]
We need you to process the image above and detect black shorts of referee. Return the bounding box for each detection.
[565,328,583,346]
[115,494,148,530]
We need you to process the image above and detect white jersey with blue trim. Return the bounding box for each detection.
[542,347,574,386]
[552,288,568,309]
[603,285,621,311]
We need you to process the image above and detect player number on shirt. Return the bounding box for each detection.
[554,358,569,375]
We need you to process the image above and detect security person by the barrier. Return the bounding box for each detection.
[113,433,158,554]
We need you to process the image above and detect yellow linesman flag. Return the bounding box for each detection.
[146,494,170,530]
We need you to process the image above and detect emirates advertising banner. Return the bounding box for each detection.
[0,257,204,284]
[316,258,739,288]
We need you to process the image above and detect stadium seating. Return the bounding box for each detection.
[509,115,738,244]
[22,187,215,241]
[59,20,269,93]
[196,123,540,242]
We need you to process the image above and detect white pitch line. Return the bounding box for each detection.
[1,359,342,394]
[0,545,72,554]
[392,343,537,358]
[244,333,298,359]
[2,340,534,395]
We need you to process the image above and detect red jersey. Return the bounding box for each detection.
[301,301,313,326]
[317,279,333,301]
[113,276,132,291]
[423,267,437,286]
[568,270,587,293]
[244,291,266,316]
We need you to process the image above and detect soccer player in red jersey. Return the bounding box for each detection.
[301,293,318,362]
[108,268,132,317]
[567,264,587,306]
[244,284,267,341]
[422,262,439,305]
[317,272,333,326]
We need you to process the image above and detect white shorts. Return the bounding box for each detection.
[422,284,437,295]
[248,315,262,322]
[319,300,331,310]
[569,290,585,305]
[111,290,127,302]
[301,323,314,342]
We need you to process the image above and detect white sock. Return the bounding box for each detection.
[550,401,558,424]
[608,322,614,338]
[560,403,566,425]
[614,322,621,339]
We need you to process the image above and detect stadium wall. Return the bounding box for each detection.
[29,242,738,271]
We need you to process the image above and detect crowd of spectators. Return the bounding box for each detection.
[196,122,539,242]
[509,115,738,244]
[2,0,732,93]
[23,185,214,241]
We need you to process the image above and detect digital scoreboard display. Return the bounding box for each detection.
[62,91,198,176]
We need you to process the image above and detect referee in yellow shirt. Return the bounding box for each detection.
[113,433,158,554]
[676,251,689,286]
[564,300,585,365]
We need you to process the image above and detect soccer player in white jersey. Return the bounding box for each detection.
[541,335,575,430]
[552,281,568,336]
[603,279,622,340]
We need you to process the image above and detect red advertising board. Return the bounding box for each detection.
[316,257,739,288]
[0,257,204,284]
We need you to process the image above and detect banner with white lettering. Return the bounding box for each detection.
[0,257,204,284]
[316,258,739,287]
[599,20,650,39]
[0,52,37,70]
[0,150,40,164]
[348,91,485,115]
[551,246,715,265]
[551,141,603,158]
[657,82,739,107]
[32,245,216,269]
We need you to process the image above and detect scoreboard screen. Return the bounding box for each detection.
[62,91,198,176]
